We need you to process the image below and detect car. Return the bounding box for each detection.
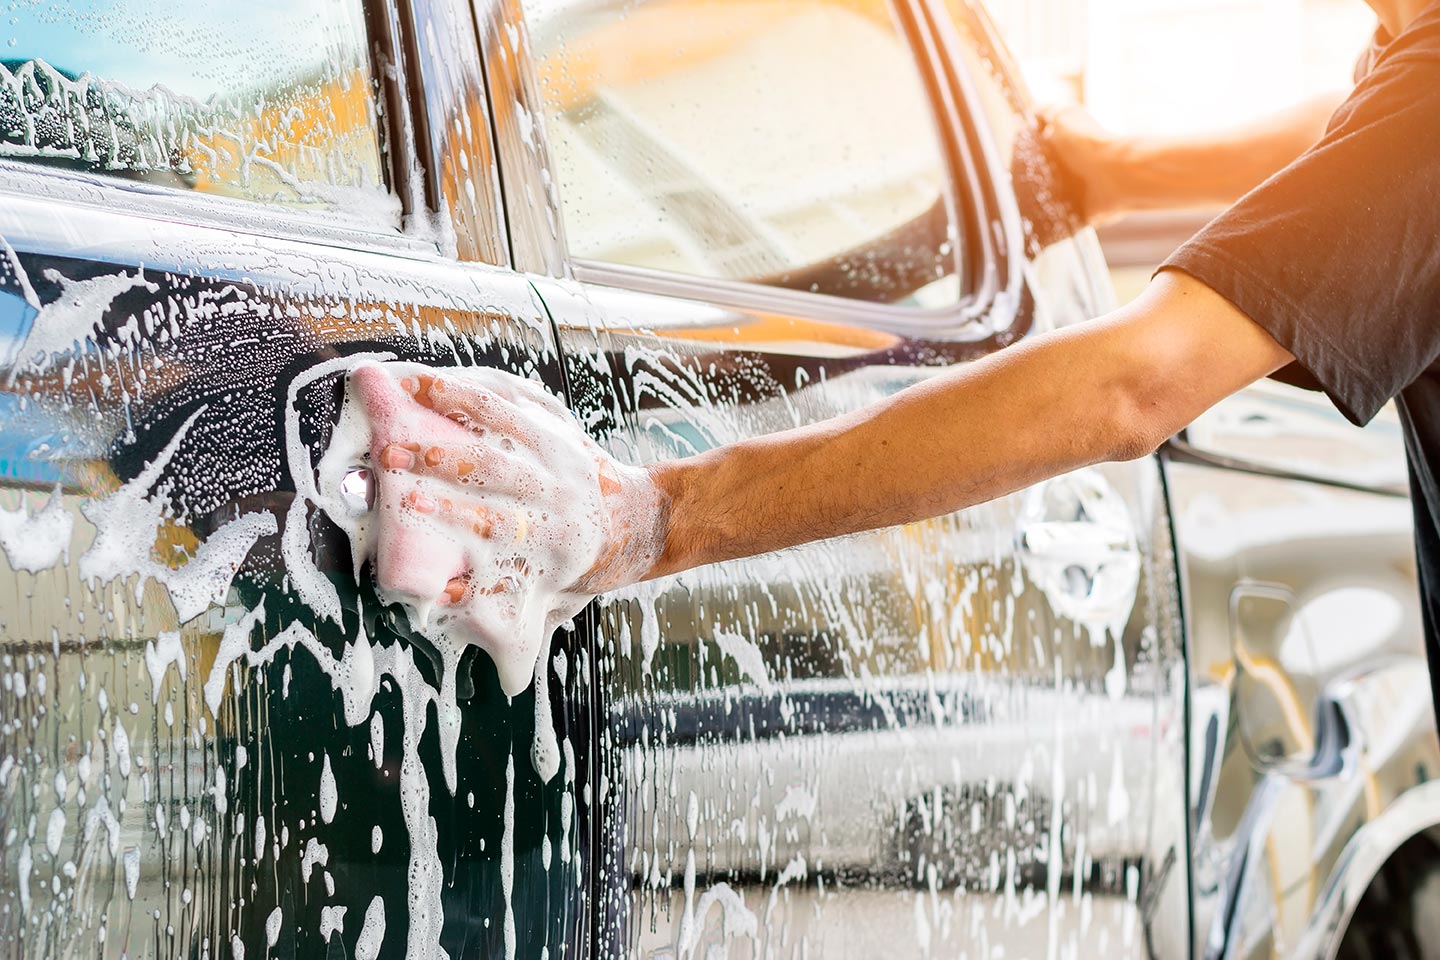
[0,0,1435,957]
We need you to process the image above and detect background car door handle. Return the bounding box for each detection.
[1017,469,1142,637]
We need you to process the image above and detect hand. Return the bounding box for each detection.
[1034,104,1134,226]
[344,362,666,695]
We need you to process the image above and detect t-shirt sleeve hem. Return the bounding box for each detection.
[1158,242,1390,426]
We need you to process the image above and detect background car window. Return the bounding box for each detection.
[524,0,965,309]
[0,0,399,230]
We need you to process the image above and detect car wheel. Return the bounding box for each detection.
[1335,830,1440,960]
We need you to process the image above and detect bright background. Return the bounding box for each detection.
[987,0,1375,133]
[984,0,1378,297]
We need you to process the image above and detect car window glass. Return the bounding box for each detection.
[1,0,399,230]
[523,0,965,309]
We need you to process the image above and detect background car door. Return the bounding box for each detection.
[1166,382,1440,958]
[494,0,1191,955]
[0,1,595,958]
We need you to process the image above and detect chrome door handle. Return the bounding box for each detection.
[1017,469,1141,639]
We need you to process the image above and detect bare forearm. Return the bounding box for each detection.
[643,273,1292,579]
[648,344,1123,575]
[1108,90,1346,212]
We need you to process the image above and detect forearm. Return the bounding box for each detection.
[642,273,1292,580]
[648,347,1121,575]
[1102,91,1346,213]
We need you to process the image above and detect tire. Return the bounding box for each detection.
[1335,830,1440,960]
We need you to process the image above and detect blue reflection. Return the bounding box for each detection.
[0,288,34,368]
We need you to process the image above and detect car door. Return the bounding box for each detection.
[487,0,1190,955]
[1165,382,1440,958]
[0,2,596,958]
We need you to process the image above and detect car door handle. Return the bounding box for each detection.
[1017,469,1142,636]
[1018,519,1133,564]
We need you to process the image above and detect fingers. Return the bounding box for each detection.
[398,372,538,446]
[378,441,420,470]
[351,362,408,422]
[427,492,507,540]
[437,556,533,609]
[370,514,466,615]
[412,366,569,418]
[377,440,532,499]
[372,476,534,617]
[384,479,525,544]
[353,365,544,451]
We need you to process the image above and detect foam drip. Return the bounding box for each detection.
[214,356,659,956]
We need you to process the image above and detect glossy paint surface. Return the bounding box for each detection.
[522,1,1191,954]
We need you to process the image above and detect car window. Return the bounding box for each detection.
[523,0,965,309]
[0,0,399,231]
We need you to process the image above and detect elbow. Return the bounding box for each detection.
[1102,371,1180,464]
[1106,415,1169,464]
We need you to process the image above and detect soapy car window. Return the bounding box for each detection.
[0,0,399,231]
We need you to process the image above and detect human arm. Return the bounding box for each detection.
[1042,91,1347,224]
[642,271,1291,576]
[355,271,1291,601]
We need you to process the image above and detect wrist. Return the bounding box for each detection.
[566,457,672,595]
[641,458,691,581]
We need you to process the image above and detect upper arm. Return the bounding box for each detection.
[1108,269,1294,453]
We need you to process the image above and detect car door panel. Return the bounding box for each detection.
[0,188,595,959]
[1166,384,1440,958]
[499,0,1193,949]
[537,275,1188,958]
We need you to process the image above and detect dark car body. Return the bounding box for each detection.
[0,1,1435,958]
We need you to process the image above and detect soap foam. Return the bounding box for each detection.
[355,896,386,960]
[0,485,72,574]
[292,359,661,786]
[221,356,664,956]
[319,754,337,824]
[314,361,617,698]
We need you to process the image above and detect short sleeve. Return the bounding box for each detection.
[1161,33,1440,427]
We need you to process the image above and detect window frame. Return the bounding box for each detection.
[0,0,447,259]
[492,0,1021,340]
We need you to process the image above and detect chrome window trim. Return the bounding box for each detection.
[473,0,569,278]
[404,0,510,264]
[568,259,997,342]
[0,189,531,297]
[486,0,1027,339]
[915,0,1027,333]
[0,161,435,260]
[371,0,431,227]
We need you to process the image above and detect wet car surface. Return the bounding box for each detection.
[0,1,1435,959]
